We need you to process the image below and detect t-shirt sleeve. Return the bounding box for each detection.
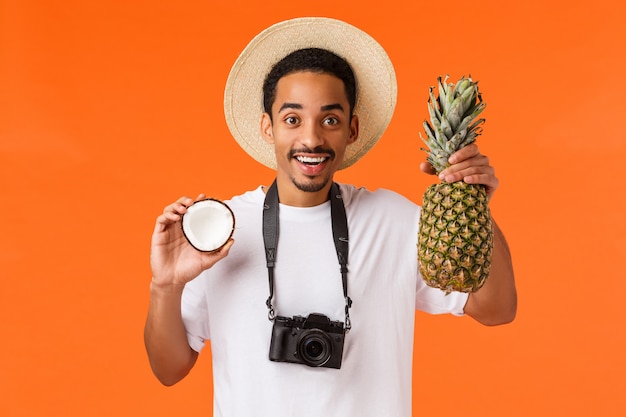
[415,272,469,316]
[181,273,211,352]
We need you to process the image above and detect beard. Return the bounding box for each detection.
[287,146,335,193]
[292,174,331,193]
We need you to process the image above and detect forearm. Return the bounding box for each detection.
[464,219,517,325]
[144,281,198,386]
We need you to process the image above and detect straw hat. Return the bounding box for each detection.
[223,17,397,170]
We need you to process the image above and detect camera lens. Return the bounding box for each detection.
[297,329,332,367]
[306,340,323,357]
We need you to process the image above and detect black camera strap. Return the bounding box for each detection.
[262,179,352,331]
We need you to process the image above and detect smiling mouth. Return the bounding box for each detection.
[295,155,329,166]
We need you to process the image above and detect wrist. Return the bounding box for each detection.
[150,278,187,295]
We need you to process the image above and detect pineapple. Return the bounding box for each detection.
[418,75,493,293]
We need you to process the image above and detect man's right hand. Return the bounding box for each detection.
[150,194,234,288]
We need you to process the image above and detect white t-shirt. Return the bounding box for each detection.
[182,184,468,417]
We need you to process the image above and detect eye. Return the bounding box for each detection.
[323,117,339,126]
[284,116,299,125]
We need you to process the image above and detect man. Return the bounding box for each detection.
[144,17,516,417]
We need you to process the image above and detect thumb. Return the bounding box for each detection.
[200,239,235,269]
[420,161,437,176]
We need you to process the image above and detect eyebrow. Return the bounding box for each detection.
[278,102,302,113]
[277,102,345,113]
[321,103,345,112]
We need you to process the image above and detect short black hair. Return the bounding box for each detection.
[262,48,357,120]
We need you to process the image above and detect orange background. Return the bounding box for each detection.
[1,1,625,416]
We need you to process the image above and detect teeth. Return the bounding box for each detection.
[296,156,327,164]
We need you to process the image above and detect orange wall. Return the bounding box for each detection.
[1,1,625,416]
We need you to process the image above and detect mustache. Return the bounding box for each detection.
[288,146,336,160]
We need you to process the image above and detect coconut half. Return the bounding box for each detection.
[181,198,235,252]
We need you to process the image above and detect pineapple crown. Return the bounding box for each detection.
[419,75,486,174]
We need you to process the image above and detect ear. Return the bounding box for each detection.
[260,113,274,144]
[347,114,359,145]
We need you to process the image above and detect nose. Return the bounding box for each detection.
[299,121,324,150]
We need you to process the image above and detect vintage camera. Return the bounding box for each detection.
[269,313,346,369]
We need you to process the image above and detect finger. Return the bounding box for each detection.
[154,196,193,229]
[440,154,490,179]
[154,208,186,230]
[463,172,498,186]
[176,196,195,208]
[419,161,437,175]
[448,143,480,164]
[195,193,207,202]
[440,164,495,183]
[464,173,499,199]
[218,238,235,254]
[165,197,194,215]
[154,211,182,233]
[199,239,235,269]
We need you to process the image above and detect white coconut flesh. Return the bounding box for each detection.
[181,199,235,252]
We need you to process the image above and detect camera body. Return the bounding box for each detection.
[269,313,345,369]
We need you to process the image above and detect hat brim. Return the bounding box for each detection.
[223,17,397,170]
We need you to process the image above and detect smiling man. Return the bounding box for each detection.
[144,17,516,417]
[261,54,359,205]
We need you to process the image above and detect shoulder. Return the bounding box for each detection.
[220,186,265,235]
[225,186,265,209]
[338,183,419,215]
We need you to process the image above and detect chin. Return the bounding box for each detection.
[292,176,330,193]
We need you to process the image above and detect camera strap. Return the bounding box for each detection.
[262,179,352,331]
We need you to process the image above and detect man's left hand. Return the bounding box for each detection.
[419,143,498,200]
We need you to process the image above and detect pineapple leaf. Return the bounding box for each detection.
[420,75,486,172]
